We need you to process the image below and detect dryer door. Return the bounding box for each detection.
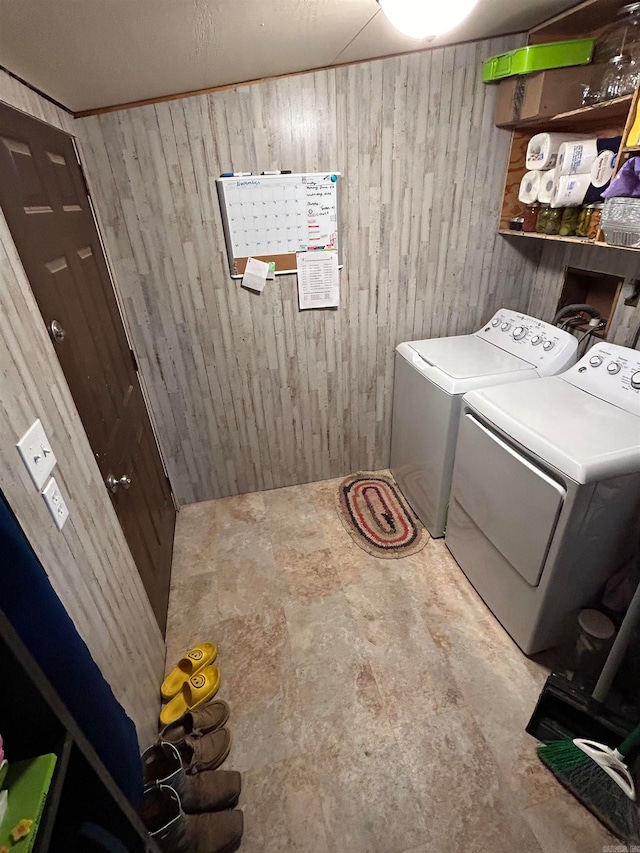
[451,414,566,586]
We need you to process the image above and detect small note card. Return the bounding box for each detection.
[296,251,339,310]
[242,257,270,292]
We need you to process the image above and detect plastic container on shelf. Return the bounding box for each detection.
[601,197,640,246]
[482,39,595,83]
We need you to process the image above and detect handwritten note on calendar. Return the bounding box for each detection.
[296,251,339,310]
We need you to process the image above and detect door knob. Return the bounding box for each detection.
[105,473,132,493]
[49,319,66,343]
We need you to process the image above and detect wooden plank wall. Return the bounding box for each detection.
[526,241,640,346]
[0,70,164,749]
[78,35,543,506]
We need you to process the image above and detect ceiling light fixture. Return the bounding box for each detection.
[378,0,480,40]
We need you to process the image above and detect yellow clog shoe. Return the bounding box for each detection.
[161,642,217,699]
[159,665,221,727]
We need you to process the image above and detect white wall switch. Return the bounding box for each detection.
[16,419,57,490]
[42,477,69,531]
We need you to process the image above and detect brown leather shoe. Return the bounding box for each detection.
[181,770,242,813]
[160,700,230,747]
[185,809,244,853]
[180,727,232,775]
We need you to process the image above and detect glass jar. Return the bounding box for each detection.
[576,205,593,237]
[598,54,633,101]
[559,206,581,236]
[544,207,563,235]
[536,204,550,234]
[523,203,539,232]
[587,204,604,239]
[593,3,640,64]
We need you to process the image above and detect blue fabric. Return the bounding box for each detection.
[0,489,143,807]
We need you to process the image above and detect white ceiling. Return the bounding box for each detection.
[0,0,582,113]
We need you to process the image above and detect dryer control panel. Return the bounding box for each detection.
[475,310,578,375]
[562,342,640,415]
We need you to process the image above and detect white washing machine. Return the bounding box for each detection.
[445,341,640,655]
[390,309,578,538]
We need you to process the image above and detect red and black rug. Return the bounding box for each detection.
[337,472,428,558]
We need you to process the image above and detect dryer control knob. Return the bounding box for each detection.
[607,362,621,375]
[589,355,603,367]
[531,335,543,346]
[501,322,511,332]
[542,340,555,351]
[491,318,501,327]
[631,371,640,389]
[513,326,527,340]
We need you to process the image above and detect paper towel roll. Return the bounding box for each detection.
[550,173,591,208]
[537,168,558,204]
[590,149,617,188]
[518,171,542,204]
[556,138,599,177]
[582,150,619,205]
[526,133,580,171]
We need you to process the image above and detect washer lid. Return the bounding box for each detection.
[409,336,532,379]
[463,377,640,484]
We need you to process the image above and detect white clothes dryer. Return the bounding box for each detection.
[390,309,578,538]
[446,342,640,655]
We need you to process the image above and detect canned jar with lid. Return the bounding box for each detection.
[559,207,581,236]
[588,204,604,240]
[576,206,593,238]
[523,203,539,232]
[536,204,550,234]
[544,207,563,235]
[593,3,640,64]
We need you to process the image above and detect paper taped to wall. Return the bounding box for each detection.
[296,251,339,310]
[241,257,270,292]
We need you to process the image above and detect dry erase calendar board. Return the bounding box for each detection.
[216,172,342,278]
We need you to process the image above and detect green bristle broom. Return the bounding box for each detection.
[537,575,640,842]
[538,724,640,842]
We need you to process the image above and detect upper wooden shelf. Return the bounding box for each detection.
[508,94,633,131]
[529,0,627,43]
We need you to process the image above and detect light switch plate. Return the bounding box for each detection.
[42,477,69,530]
[16,419,57,490]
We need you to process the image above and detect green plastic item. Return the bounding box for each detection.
[0,754,57,852]
[483,38,594,83]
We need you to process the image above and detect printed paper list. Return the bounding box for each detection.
[296,251,339,310]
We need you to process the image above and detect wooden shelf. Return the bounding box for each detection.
[499,229,640,251]
[506,95,633,131]
[499,229,597,244]
[497,2,640,255]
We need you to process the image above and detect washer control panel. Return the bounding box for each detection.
[563,342,640,415]
[476,309,578,376]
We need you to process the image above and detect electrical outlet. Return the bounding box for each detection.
[16,419,57,490]
[42,477,69,531]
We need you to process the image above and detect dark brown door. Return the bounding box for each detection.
[0,103,175,634]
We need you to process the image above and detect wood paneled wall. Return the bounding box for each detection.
[80,35,544,505]
[526,241,640,347]
[0,70,164,748]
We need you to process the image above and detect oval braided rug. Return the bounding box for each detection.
[337,472,428,558]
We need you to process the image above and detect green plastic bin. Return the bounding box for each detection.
[482,39,594,83]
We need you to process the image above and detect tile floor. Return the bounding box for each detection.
[165,474,616,853]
